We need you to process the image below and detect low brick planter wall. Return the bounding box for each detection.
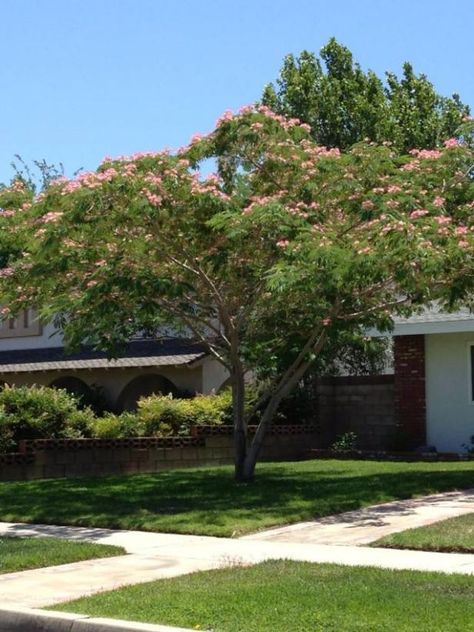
[0,425,318,482]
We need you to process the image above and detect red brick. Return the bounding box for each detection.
[394,335,426,447]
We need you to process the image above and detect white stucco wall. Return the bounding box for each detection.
[0,321,63,350]
[201,358,229,393]
[425,332,474,452]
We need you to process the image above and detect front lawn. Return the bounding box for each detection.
[0,536,125,574]
[373,512,474,553]
[52,560,474,632]
[0,460,472,537]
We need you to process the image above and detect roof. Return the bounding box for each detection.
[391,305,474,336]
[0,339,207,374]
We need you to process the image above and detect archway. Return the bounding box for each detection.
[117,374,178,412]
[49,376,94,405]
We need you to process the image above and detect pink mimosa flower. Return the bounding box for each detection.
[444,138,459,148]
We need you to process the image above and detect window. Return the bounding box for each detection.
[0,308,42,339]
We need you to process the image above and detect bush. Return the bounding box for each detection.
[0,384,303,448]
[66,408,96,438]
[331,432,358,452]
[90,412,142,439]
[276,379,318,425]
[0,386,235,449]
[0,385,95,452]
[88,391,233,439]
[136,390,233,437]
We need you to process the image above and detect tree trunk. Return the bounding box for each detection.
[241,386,286,481]
[231,369,248,482]
[240,331,327,481]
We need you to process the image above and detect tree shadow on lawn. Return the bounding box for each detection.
[0,461,472,536]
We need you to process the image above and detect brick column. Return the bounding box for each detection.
[393,335,426,448]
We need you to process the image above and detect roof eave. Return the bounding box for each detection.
[0,352,208,375]
[371,318,474,337]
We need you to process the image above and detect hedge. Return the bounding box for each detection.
[89,391,232,439]
[0,386,233,449]
[0,385,95,452]
[0,384,310,451]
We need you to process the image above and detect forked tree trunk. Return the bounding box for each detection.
[232,370,248,482]
[233,330,328,481]
[232,363,311,482]
[241,395,281,480]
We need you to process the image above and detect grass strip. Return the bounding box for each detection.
[0,535,125,574]
[53,559,474,632]
[373,512,474,553]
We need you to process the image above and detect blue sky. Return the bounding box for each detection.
[1,0,472,183]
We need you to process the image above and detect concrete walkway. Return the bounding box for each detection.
[241,488,474,545]
[0,489,473,608]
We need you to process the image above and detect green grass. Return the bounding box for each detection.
[52,560,474,632]
[0,536,125,574]
[373,512,474,553]
[0,460,472,537]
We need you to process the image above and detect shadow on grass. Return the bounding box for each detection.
[0,460,472,536]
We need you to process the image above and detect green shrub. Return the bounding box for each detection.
[331,432,358,452]
[0,385,95,452]
[66,408,96,438]
[137,395,187,436]
[90,412,142,439]
[276,379,318,425]
[88,390,232,440]
[174,390,233,426]
[136,390,233,437]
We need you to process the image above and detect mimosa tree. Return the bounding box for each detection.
[1,108,473,480]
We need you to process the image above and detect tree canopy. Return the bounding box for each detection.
[1,108,473,479]
[0,158,64,268]
[262,38,470,152]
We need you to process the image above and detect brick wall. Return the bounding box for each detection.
[317,375,395,449]
[393,335,426,447]
[0,426,318,482]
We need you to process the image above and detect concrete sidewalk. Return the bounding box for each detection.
[241,488,474,545]
[1,531,474,608]
[0,489,473,608]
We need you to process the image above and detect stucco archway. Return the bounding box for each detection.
[49,376,94,404]
[117,374,178,411]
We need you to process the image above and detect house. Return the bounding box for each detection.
[2,305,473,453]
[304,307,474,455]
[0,310,228,411]
[387,306,474,453]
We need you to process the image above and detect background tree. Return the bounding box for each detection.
[0,158,65,268]
[3,155,65,194]
[0,180,33,269]
[1,110,473,480]
[262,38,470,152]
